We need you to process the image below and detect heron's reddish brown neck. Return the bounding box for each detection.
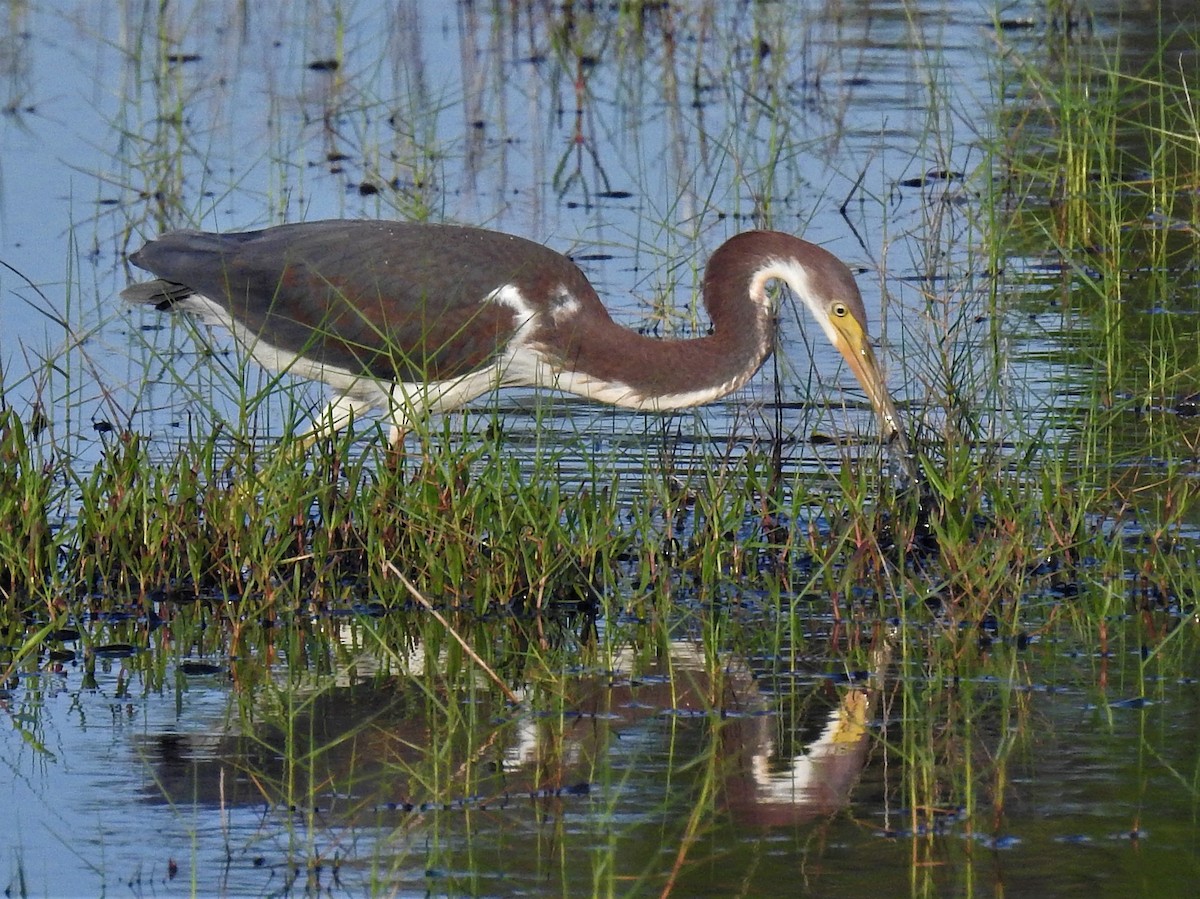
[526,251,776,409]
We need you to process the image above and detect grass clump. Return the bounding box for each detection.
[0,406,60,609]
[55,425,631,615]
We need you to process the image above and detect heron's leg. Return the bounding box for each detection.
[383,418,410,472]
[283,394,360,459]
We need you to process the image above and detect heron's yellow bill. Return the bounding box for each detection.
[827,316,914,473]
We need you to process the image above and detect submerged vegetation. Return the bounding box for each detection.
[2,1,1200,896]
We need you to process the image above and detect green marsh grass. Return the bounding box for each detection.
[855,13,1200,854]
[0,407,59,608]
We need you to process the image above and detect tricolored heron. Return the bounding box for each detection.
[122,220,910,463]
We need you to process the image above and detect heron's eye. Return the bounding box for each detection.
[832,303,848,318]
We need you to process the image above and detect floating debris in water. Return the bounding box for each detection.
[94,643,136,658]
[178,661,222,676]
[899,169,964,188]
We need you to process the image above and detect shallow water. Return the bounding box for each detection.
[3,1,1200,896]
[8,614,1200,896]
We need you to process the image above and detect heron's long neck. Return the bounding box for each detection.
[531,298,774,410]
